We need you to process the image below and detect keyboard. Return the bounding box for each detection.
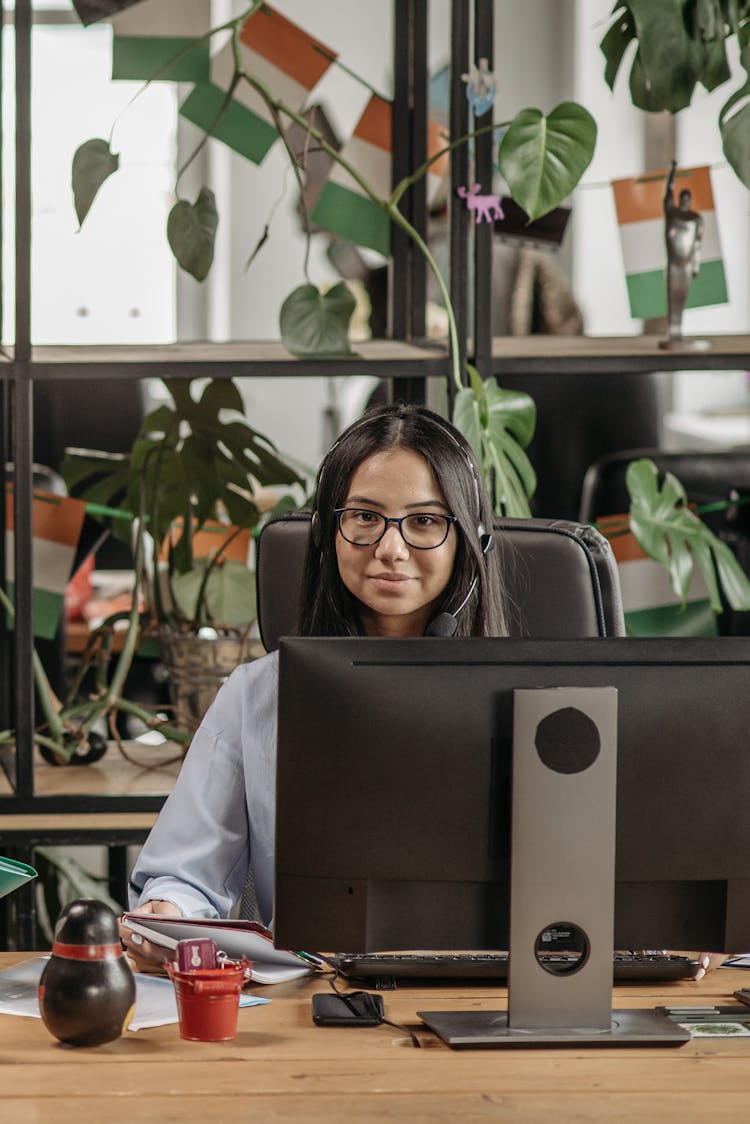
[333,951,700,985]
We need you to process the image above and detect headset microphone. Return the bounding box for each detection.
[424,531,493,638]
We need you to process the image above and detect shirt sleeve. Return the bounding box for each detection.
[128,650,279,919]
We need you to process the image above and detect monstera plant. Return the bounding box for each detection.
[601,1,750,189]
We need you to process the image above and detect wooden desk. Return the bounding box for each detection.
[2,953,750,1122]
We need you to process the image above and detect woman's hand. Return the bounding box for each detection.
[118,900,182,975]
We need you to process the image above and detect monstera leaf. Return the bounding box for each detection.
[626,458,750,613]
[498,102,597,221]
[171,558,257,629]
[601,0,750,189]
[453,366,537,518]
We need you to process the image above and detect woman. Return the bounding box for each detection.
[120,403,507,970]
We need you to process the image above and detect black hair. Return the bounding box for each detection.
[297,402,508,637]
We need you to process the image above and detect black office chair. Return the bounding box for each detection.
[578,447,750,635]
[238,510,625,920]
[256,511,626,647]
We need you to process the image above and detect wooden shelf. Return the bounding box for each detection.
[490,333,750,375]
[3,335,749,381]
[0,339,452,382]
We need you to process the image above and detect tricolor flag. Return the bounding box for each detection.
[4,486,87,640]
[106,0,211,83]
[612,165,728,320]
[597,514,717,637]
[311,94,449,258]
[180,4,335,166]
[311,93,392,257]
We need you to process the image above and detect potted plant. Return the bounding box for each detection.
[57,375,305,747]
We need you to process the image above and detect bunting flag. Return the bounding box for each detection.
[106,0,211,83]
[4,486,87,640]
[309,93,449,258]
[311,93,392,257]
[72,0,142,25]
[611,165,728,320]
[180,4,336,166]
[598,514,717,637]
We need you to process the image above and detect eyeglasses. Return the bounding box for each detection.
[334,508,457,549]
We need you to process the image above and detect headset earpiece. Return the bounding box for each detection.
[310,511,322,548]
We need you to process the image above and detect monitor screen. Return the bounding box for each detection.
[274,636,750,956]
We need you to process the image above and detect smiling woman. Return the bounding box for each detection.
[333,447,459,638]
[121,403,507,963]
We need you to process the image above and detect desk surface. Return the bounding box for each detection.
[3,953,750,1123]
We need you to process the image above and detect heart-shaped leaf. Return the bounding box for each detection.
[279,282,355,357]
[167,187,218,281]
[72,138,119,227]
[497,102,596,221]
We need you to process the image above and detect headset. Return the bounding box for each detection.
[309,408,493,633]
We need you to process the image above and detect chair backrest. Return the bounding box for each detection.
[255,511,625,650]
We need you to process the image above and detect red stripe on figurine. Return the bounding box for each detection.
[51,941,124,961]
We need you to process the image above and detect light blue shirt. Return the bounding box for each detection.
[128,650,279,923]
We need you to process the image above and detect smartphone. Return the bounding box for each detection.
[733,988,750,1006]
[311,991,385,1027]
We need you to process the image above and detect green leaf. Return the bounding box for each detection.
[720,81,750,189]
[626,0,705,112]
[171,559,257,628]
[72,138,119,227]
[167,187,218,281]
[600,4,636,91]
[701,37,732,91]
[497,102,597,222]
[453,375,537,518]
[626,457,750,614]
[279,282,355,357]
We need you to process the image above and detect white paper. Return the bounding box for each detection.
[0,956,268,1031]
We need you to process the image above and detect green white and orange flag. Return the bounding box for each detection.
[108,0,211,83]
[311,93,392,257]
[311,93,449,258]
[611,165,728,320]
[180,4,336,166]
[597,514,717,638]
[4,486,87,640]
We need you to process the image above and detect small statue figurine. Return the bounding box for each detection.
[659,160,711,351]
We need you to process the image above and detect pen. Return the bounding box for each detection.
[295,950,326,969]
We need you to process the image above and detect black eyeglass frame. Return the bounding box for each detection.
[334,507,457,550]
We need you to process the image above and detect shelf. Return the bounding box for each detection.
[2,335,749,381]
[490,334,750,375]
[0,339,452,382]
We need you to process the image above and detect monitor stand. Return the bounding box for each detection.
[419,687,691,1048]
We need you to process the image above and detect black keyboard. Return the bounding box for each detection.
[333,951,700,985]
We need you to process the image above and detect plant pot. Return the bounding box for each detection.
[159,629,258,736]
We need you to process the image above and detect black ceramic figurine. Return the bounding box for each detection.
[38,898,135,1047]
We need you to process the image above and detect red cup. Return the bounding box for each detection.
[167,960,250,1042]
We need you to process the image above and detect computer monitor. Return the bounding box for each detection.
[274,636,750,1045]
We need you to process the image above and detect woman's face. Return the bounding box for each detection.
[335,447,458,638]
